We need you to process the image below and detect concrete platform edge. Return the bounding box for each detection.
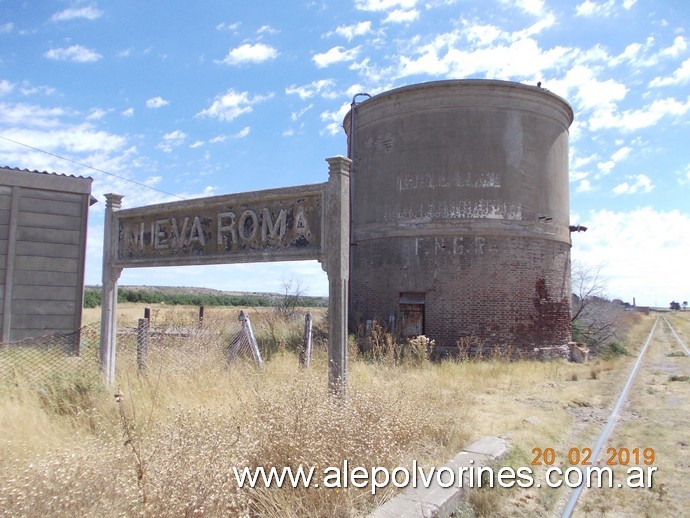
[368,436,510,518]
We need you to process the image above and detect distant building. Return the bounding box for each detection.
[0,167,95,341]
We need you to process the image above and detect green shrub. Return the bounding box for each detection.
[83,289,101,308]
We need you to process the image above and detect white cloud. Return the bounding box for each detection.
[649,58,690,87]
[612,174,654,195]
[590,96,690,131]
[196,89,272,122]
[146,96,169,109]
[0,22,13,33]
[313,46,361,68]
[597,160,615,174]
[44,45,102,62]
[18,82,56,96]
[572,153,599,169]
[122,107,134,117]
[0,102,67,127]
[257,25,278,35]
[660,36,688,58]
[387,20,571,81]
[219,43,278,65]
[355,0,418,11]
[190,140,204,149]
[320,101,351,136]
[86,108,109,120]
[209,135,227,144]
[334,21,372,41]
[157,130,187,153]
[216,22,241,32]
[575,0,616,17]
[562,66,628,112]
[233,127,250,138]
[572,208,690,305]
[398,34,571,80]
[570,171,589,182]
[622,0,637,8]
[384,9,419,23]
[610,146,631,162]
[51,5,103,22]
[500,0,546,16]
[0,124,126,155]
[0,80,13,96]
[515,13,556,38]
[145,176,163,186]
[291,105,313,121]
[609,36,684,69]
[676,165,690,186]
[286,79,338,99]
[464,23,505,47]
[595,146,632,177]
[576,179,593,192]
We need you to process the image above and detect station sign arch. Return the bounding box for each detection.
[100,156,350,393]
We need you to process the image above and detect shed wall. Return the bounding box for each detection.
[0,169,92,341]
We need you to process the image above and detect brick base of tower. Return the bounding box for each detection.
[349,234,572,354]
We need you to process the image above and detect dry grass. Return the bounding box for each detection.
[1,306,683,516]
[1,306,467,516]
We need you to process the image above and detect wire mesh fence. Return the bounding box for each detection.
[0,323,101,385]
[0,310,313,387]
[115,315,244,378]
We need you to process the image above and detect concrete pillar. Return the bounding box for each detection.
[324,156,351,395]
[100,193,123,385]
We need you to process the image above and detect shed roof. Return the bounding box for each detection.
[0,166,93,195]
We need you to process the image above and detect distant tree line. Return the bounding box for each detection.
[83,287,326,309]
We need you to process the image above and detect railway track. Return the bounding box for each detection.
[561,314,690,516]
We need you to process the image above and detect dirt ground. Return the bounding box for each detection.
[485,313,690,517]
[572,314,690,517]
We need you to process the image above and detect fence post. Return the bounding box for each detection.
[300,312,313,368]
[137,318,149,373]
[239,311,263,368]
[198,306,204,328]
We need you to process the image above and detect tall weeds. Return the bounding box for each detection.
[0,312,470,516]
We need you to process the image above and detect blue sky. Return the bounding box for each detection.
[0,0,688,307]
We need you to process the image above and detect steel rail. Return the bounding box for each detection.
[561,316,660,517]
[662,316,690,355]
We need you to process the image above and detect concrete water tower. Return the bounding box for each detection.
[343,80,574,354]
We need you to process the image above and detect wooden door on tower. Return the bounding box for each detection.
[399,293,425,337]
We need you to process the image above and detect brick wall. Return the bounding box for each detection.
[350,234,572,354]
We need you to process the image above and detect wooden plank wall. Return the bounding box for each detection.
[0,182,90,341]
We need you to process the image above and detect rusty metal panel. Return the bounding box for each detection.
[114,184,324,267]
